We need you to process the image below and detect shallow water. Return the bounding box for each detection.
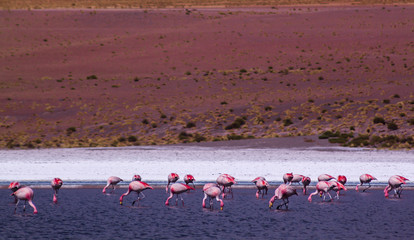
[2,188,413,239]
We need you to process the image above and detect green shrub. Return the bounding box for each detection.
[283,118,293,126]
[86,75,98,80]
[373,117,385,124]
[186,122,196,128]
[387,122,398,130]
[225,117,246,130]
[127,136,138,142]
[66,127,77,136]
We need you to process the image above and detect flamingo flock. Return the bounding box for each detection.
[7,173,410,214]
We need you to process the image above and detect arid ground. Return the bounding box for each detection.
[0,2,413,148]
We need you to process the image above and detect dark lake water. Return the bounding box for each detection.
[2,188,413,239]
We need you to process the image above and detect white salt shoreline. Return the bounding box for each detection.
[1,139,413,186]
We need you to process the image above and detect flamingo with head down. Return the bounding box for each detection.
[317,174,335,182]
[252,177,269,199]
[51,178,63,203]
[8,181,21,203]
[269,184,298,210]
[384,175,409,198]
[166,173,179,192]
[301,176,311,195]
[216,174,236,198]
[328,181,347,199]
[184,174,196,189]
[120,181,153,206]
[12,186,38,214]
[283,173,294,185]
[103,176,123,194]
[308,181,334,202]
[132,175,142,181]
[202,183,224,210]
[165,183,195,206]
[356,174,377,192]
[337,175,347,185]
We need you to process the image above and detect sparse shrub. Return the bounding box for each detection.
[408,119,414,125]
[400,113,406,117]
[387,122,398,130]
[134,77,139,82]
[373,117,385,124]
[264,106,272,111]
[225,117,246,130]
[347,134,370,147]
[186,122,196,128]
[178,131,192,140]
[142,119,149,124]
[283,118,293,126]
[383,99,390,104]
[160,114,167,119]
[185,71,191,75]
[151,123,157,128]
[392,94,400,98]
[319,130,340,139]
[118,137,126,142]
[128,136,138,142]
[193,134,206,142]
[66,127,76,136]
[239,68,247,73]
[86,75,98,80]
[221,101,228,105]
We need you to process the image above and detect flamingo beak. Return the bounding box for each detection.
[269,202,273,209]
[220,207,223,211]
[120,201,123,205]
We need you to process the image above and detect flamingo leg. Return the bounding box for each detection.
[180,195,185,206]
[209,197,213,209]
[326,192,333,201]
[397,187,403,198]
[23,200,27,212]
[363,183,371,192]
[14,199,20,213]
[202,194,207,208]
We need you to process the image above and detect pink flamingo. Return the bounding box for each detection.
[120,181,153,205]
[355,174,377,192]
[384,175,409,198]
[308,181,334,202]
[51,178,63,203]
[283,173,294,185]
[103,176,123,193]
[269,184,298,209]
[337,175,347,185]
[165,183,195,206]
[166,173,179,192]
[302,176,311,195]
[8,181,21,203]
[203,183,218,191]
[252,177,269,198]
[12,186,38,214]
[202,184,224,210]
[184,174,196,189]
[317,174,335,182]
[291,174,305,185]
[132,174,141,181]
[328,181,347,199]
[216,174,236,198]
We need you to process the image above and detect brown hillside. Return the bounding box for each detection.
[0,4,413,148]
